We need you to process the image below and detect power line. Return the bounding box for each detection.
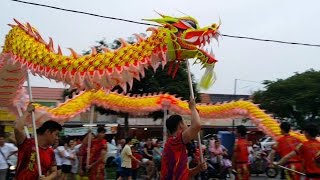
[222,34,320,47]
[11,0,158,27]
[11,0,320,48]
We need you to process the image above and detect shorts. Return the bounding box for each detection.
[57,165,62,170]
[120,167,132,177]
[61,164,72,173]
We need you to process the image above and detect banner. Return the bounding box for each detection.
[63,125,117,136]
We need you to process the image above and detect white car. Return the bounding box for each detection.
[105,142,118,166]
[259,137,276,151]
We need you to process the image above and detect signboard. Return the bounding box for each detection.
[0,110,16,121]
[5,126,33,133]
[63,126,117,136]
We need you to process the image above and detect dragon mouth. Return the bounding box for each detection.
[183,29,220,64]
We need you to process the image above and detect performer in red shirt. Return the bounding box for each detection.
[79,127,107,180]
[14,103,62,180]
[276,123,320,180]
[269,122,302,180]
[233,125,249,180]
[161,98,207,180]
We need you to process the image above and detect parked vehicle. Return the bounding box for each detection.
[259,137,276,151]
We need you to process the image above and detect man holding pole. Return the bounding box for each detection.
[78,126,107,180]
[14,103,62,180]
[275,123,320,180]
[232,125,250,180]
[160,98,207,180]
[269,122,302,180]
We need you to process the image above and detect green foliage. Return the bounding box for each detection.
[252,69,320,128]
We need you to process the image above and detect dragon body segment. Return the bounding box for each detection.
[30,90,310,142]
[0,15,220,108]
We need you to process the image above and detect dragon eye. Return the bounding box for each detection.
[181,20,197,29]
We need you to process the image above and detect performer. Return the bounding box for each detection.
[161,98,207,180]
[269,122,302,180]
[232,125,250,180]
[79,126,107,180]
[14,103,62,180]
[275,123,320,180]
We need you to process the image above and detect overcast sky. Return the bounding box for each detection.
[1,0,320,95]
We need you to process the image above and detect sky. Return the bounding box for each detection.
[1,0,320,95]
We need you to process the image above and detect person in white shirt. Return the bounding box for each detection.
[66,140,78,180]
[61,140,75,180]
[0,134,17,180]
[111,136,116,146]
[53,139,64,178]
[118,137,141,180]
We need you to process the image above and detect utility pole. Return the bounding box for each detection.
[232,79,238,133]
[234,78,238,96]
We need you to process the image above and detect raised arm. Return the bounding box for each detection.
[268,143,278,164]
[14,103,34,145]
[276,143,301,166]
[182,98,201,144]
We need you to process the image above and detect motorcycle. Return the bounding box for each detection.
[204,159,229,180]
[249,150,278,178]
[7,163,16,180]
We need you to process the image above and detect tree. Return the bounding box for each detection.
[64,38,200,137]
[252,69,320,128]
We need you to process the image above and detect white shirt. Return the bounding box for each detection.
[71,144,81,173]
[111,139,116,146]
[54,146,65,166]
[121,144,132,168]
[0,143,18,169]
[62,147,71,165]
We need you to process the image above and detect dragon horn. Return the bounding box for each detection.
[7,24,15,28]
[133,34,145,42]
[153,10,165,17]
[13,18,27,31]
[47,37,55,52]
[57,45,63,55]
[26,23,34,35]
[68,48,79,59]
[91,47,97,56]
[102,47,112,53]
[118,38,130,47]
[143,14,178,24]
[33,30,46,44]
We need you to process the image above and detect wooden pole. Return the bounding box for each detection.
[163,105,168,147]
[86,106,95,169]
[26,72,42,177]
[186,60,204,163]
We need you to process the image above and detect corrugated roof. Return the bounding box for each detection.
[200,93,212,103]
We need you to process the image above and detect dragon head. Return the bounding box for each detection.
[144,13,221,88]
[145,13,220,65]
